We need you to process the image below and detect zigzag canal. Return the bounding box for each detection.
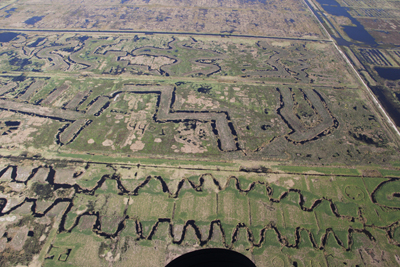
[0,165,399,249]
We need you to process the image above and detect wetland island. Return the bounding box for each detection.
[1,0,400,266]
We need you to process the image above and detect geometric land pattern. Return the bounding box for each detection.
[0,0,400,265]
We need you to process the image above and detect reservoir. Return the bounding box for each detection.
[370,86,400,126]
[305,0,400,127]
[0,32,18,43]
[375,67,400,81]
[313,0,377,46]
[0,32,19,42]
[24,16,44,25]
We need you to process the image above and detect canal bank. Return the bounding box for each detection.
[302,0,400,141]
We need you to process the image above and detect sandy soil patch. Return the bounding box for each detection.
[0,215,17,222]
[88,139,95,144]
[102,139,113,146]
[9,226,29,251]
[0,127,37,144]
[180,143,206,153]
[115,114,124,120]
[271,41,291,47]
[173,122,209,154]
[283,179,294,188]
[99,60,107,70]
[130,140,145,152]
[174,134,207,154]
[182,91,219,110]
[122,110,148,147]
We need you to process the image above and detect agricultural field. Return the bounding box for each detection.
[1,160,400,266]
[0,0,400,266]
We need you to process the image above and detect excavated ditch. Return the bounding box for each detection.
[125,37,224,77]
[118,85,239,151]
[1,164,399,249]
[276,87,339,145]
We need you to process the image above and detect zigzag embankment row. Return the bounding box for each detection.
[1,165,400,249]
[0,81,339,150]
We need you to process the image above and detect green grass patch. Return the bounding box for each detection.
[334,202,358,218]
[298,229,314,249]
[56,151,236,168]
[275,165,360,176]
[379,169,400,177]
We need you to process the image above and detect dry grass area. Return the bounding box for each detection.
[0,0,324,38]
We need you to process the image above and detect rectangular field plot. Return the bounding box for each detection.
[338,0,394,8]
[218,190,250,225]
[358,48,394,66]
[348,8,397,18]
[174,191,216,221]
[128,193,174,220]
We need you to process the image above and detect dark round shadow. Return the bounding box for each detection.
[165,248,256,267]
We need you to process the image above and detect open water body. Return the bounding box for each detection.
[375,67,400,81]
[4,8,16,18]
[313,0,377,46]
[24,16,44,25]
[0,32,18,42]
[306,0,400,126]
[27,37,45,47]
[370,85,400,126]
